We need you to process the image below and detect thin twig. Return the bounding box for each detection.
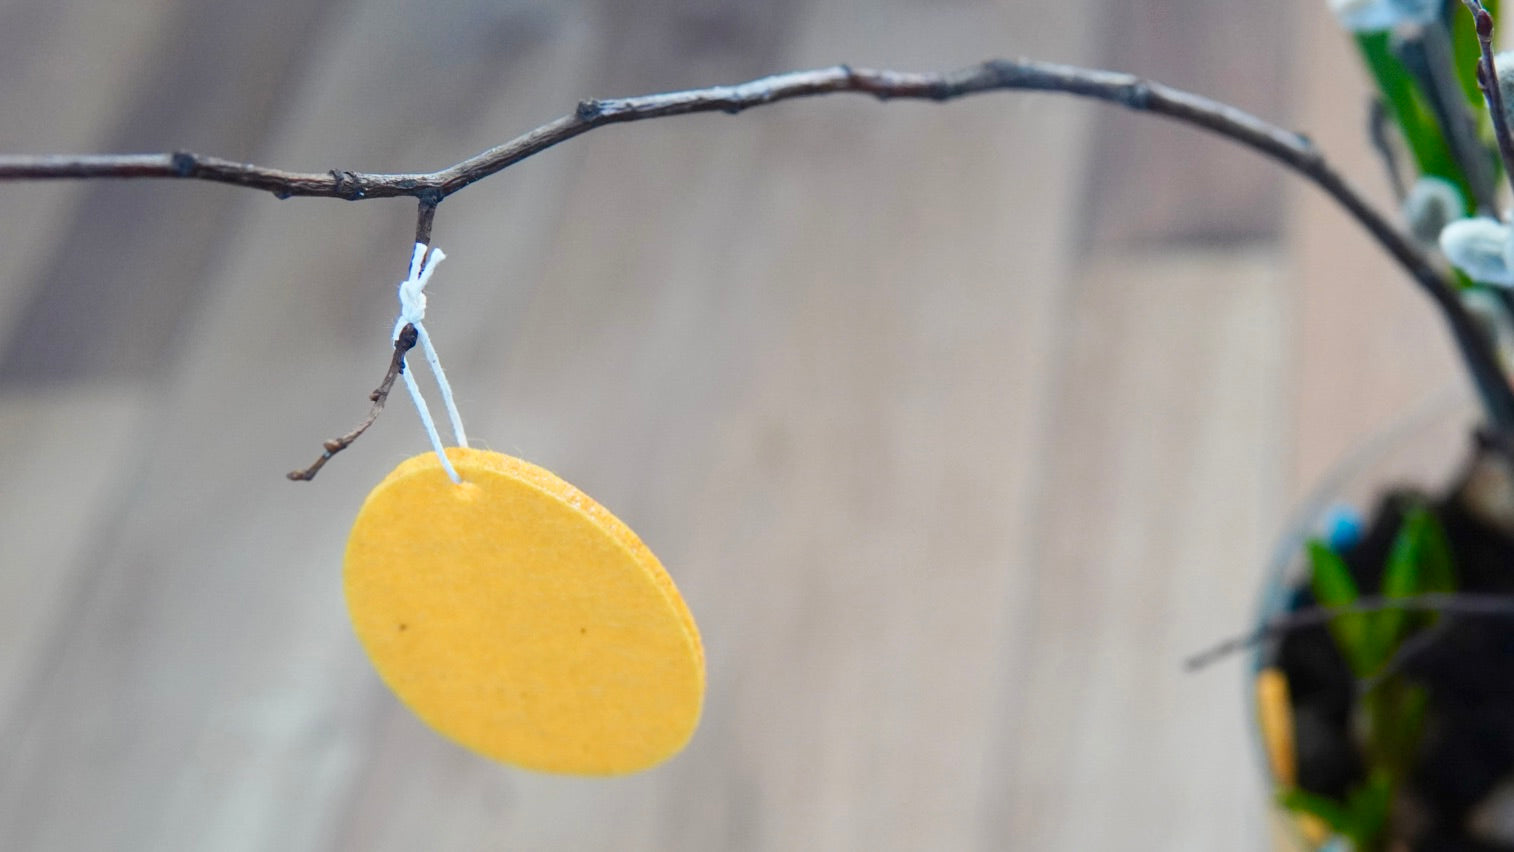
[414,198,437,246]
[1462,0,1514,200]
[290,206,433,480]
[1184,592,1514,671]
[287,323,419,482]
[4,59,1513,428]
[1400,26,1498,213]
[1368,97,1408,202]
[1358,619,1453,696]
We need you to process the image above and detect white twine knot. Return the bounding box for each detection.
[393,242,469,483]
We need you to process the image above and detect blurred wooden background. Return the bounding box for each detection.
[0,0,1469,849]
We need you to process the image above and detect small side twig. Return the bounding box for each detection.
[413,197,437,246]
[1368,97,1408,202]
[1462,0,1514,200]
[287,323,419,481]
[1184,592,1514,671]
[1399,26,1498,212]
[1358,619,1453,696]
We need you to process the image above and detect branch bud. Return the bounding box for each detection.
[1440,216,1514,286]
[1403,177,1465,246]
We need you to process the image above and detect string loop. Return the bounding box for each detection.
[393,242,468,483]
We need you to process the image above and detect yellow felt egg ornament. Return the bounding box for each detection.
[334,244,704,775]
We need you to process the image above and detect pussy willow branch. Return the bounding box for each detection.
[4,58,1513,432]
[1184,592,1514,671]
[1368,98,1408,201]
[1463,0,1514,201]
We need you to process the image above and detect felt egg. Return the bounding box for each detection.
[344,447,704,775]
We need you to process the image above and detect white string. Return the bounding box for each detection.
[399,365,458,482]
[393,242,467,483]
[413,322,468,450]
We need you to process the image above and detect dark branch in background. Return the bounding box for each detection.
[1464,0,1514,200]
[287,323,418,481]
[5,58,1514,458]
[1359,619,1453,696]
[1368,97,1408,202]
[1402,26,1499,213]
[1184,592,1514,671]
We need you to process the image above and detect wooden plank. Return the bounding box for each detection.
[0,0,1312,850]
[978,251,1287,849]
[0,0,339,387]
[0,0,181,349]
[0,1,605,850]
[408,0,1103,847]
[0,385,151,734]
[1081,0,1296,247]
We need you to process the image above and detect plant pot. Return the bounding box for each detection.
[1253,390,1514,851]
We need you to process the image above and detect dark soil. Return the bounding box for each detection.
[1273,443,1514,851]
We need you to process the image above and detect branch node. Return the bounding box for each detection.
[576,99,602,121]
[329,169,365,200]
[1118,81,1153,110]
[983,58,1019,82]
[170,150,196,177]
[927,81,956,101]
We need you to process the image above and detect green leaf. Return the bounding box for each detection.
[1370,506,1454,657]
[1308,539,1377,677]
[1369,507,1455,659]
[1278,787,1355,837]
[1410,507,1455,592]
[1369,681,1430,778]
[1345,770,1395,849]
[1386,506,1455,592]
[1277,774,1396,851]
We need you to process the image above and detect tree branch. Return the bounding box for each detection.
[1462,0,1514,201]
[0,61,1425,209]
[413,198,437,246]
[6,58,1513,430]
[287,323,418,482]
[1184,592,1514,671]
[1368,97,1408,202]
